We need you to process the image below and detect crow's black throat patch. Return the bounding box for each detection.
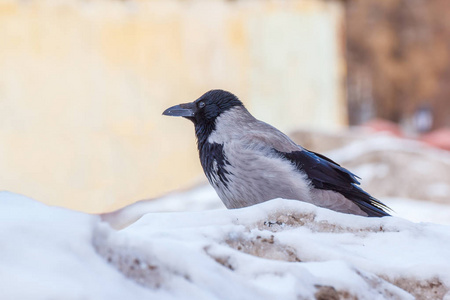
[199,142,232,188]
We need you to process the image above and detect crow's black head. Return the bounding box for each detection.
[162,89,243,125]
[193,90,243,123]
[163,89,244,148]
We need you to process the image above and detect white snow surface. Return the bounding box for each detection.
[3,191,450,299]
[102,184,450,227]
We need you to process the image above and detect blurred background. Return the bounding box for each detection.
[1,0,449,218]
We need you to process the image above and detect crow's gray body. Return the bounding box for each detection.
[163,90,391,217]
[206,106,368,215]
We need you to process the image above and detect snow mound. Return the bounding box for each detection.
[290,131,450,203]
[0,192,158,300]
[2,192,450,299]
[325,135,450,203]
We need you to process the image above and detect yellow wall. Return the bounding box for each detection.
[0,0,345,213]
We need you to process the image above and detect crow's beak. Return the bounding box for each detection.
[162,102,196,117]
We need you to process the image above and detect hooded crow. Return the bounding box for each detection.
[163,90,391,217]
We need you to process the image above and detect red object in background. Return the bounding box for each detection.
[362,119,450,152]
[362,119,403,137]
[420,128,450,151]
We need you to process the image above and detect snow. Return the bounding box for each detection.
[102,183,450,227]
[384,197,450,225]
[324,135,450,203]
[0,192,158,300]
[3,134,450,299]
[2,191,450,299]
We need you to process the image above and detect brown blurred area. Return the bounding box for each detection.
[346,0,450,131]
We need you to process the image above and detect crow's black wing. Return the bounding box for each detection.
[275,148,391,217]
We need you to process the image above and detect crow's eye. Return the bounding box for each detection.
[198,101,206,109]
